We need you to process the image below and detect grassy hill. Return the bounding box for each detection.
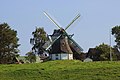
[0,60,120,80]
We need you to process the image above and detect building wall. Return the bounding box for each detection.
[69,54,73,60]
[51,54,61,60]
[50,53,73,60]
[61,54,68,59]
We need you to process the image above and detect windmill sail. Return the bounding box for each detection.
[45,34,61,50]
[43,11,61,29]
[65,14,80,30]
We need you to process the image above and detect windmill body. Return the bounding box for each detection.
[44,12,83,60]
[49,29,73,60]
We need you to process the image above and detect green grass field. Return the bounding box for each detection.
[0,60,120,80]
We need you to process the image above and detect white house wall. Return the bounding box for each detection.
[50,54,55,60]
[51,54,61,60]
[61,54,68,59]
[50,53,73,60]
[69,54,73,60]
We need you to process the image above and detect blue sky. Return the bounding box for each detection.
[0,0,120,55]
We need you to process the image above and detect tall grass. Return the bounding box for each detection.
[0,60,120,80]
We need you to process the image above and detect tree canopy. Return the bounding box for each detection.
[25,51,36,63]
[0,23,20,64]
[30,27,48,56]
[95,43,117,61]
[88,43,118,61]
[112,25,120,50]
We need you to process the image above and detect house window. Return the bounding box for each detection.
[56,58,58,60]
[56,54,58,56]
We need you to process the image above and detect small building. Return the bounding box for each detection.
[84,58,93,62]
[87,48,101,61]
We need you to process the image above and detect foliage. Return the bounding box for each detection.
[25,51,36,63]
[112,25,120,50]
[30,27,48,55]
[95,43,117,61]
[0,23,20,64]
[0,60,120,80]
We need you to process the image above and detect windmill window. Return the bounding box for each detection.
[62,42,65,46]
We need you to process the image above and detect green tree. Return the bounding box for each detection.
[25,51,36,63]
[112,25,120,49]
[30,27,48,56]
[95,43,117,61]
[0,23,20,64]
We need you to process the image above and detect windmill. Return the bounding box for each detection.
[43,12,83,60]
